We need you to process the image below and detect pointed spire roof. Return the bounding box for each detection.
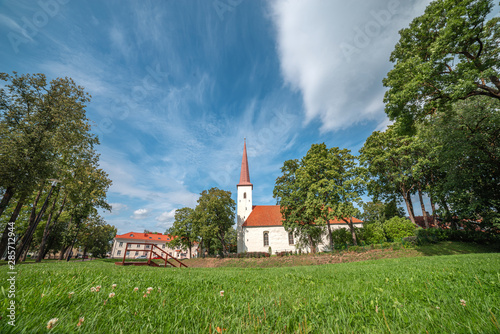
[238,140,253,187]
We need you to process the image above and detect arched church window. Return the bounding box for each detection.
[263,232,269,246]
[243,192,246,199]
[288,232,294,245]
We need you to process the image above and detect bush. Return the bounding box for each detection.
[383,217,416,240]
[331,228,353,246]
[360,222,386,245]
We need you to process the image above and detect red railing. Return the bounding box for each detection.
[121,243,187,268]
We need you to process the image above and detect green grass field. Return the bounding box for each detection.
[1,245,499,333]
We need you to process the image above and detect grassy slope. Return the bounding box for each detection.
[0,243,499,333]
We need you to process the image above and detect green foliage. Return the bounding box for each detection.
[274,143,364,250]
[383,216,417,241]
[167,207,199,258]
[194,188,235,256]
[1,254,499,332]
[383,0,500,129]
[330,228,353,246]
[362,222,387,245]
[417,228,500,245]
[361,200,405,224]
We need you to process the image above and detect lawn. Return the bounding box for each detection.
[1,246,499,333]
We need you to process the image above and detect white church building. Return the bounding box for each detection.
[236,141,363,254]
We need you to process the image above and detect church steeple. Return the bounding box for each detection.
[237,139,253,253]
[238,139,252,187]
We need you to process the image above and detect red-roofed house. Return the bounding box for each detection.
[110,232,198,259]
[236,141,363,253]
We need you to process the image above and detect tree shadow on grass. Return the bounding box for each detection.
[415,241,500,256]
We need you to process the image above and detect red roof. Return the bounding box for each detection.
[242,205,363,227]
[114,232,173,242]
[238,141,253,187]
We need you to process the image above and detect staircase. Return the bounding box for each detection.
[115,243,188,268]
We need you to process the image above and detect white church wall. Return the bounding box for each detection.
[243,223,364,254]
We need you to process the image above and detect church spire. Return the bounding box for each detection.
[238,139,252,187]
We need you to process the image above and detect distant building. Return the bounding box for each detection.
[236,141,363,254]
[110,232,198,259]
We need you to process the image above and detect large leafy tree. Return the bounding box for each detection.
[167,207,199,258]
[0,72,93,217]
[273,143,364,251]
[359,126,419,225]
[383,0,500,129]
[428,96,500,230]
[193,188,235,257]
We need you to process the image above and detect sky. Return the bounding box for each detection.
[3,0,494,234]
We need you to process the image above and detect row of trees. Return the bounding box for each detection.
[0,72,115,262]
[272,0,499,252]
[166,187,236,257]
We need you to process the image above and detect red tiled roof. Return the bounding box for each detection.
[238,141,253,187]
[242,205,363,227]
[114,232,173,242]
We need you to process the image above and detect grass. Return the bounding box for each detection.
[0,243,499,333]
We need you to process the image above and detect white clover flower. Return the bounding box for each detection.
[47,318,58,329]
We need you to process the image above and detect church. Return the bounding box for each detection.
[236,141,363,254]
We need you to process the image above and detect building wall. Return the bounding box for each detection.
[243,224,363,253]
[237,185,253,253]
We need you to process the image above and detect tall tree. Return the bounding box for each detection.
[193,188,235,257]
[359,126,419,225]
[429,96,500,230]
[0,72,93,218]
[274,144,364,251]
[383,0,500,130]
[167,207,199,258]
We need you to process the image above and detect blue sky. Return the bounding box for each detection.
[3,0,495,234]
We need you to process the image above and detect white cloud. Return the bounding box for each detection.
[131,208,151,220]
[270,0,432,132]
[109,203,128,215]
[155,209,178,230]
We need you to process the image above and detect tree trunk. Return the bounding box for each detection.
[188,240,192,259]
[417,183,429,228]
[308,235,316,254]
[36,188,61,262]
[326,220,334,251]
[349,218,358,245]
[401,187,417,226]
[429,194,437,224]
[0,192,27,259]
[0,186,15,219]
[15,183,45,263]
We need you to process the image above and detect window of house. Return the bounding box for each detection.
[117,250,121,255]
[263,232,269,246]
[149,237,152,239]
[126,251,130,256]
[162,244,165,248]
[135,251,139,256]
[288,232,294,245]
[119,242,123,247]
[146,245,150,249]
[130,234,134,237]
[137,244,140,248]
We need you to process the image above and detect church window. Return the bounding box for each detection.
[288,232,294,245]
[243,192,246,199]
[263,232,269,246]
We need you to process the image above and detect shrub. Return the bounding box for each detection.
[361,222,386,245]
[331,228,353,246]
[383,216,416,240]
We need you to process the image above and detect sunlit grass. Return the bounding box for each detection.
[1,252,499,333]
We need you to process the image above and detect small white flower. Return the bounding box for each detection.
[47,318,58,329]
[147,287,153,291]
[90,287,96,292]
[112,284,117,289]
[109,292,115,298]
[134,287,139,291]
[220,290,224,297]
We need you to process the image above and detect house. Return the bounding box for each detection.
[236,141,363,254]
[110,232,198,259]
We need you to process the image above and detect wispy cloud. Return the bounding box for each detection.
[131,208,151,220]
[269,0,432,132]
